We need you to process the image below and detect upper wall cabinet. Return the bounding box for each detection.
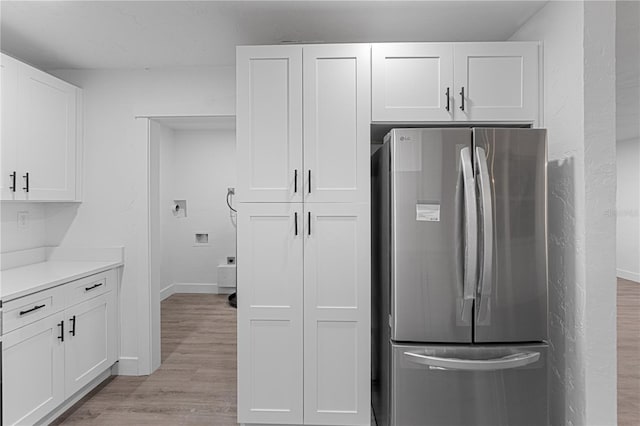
[453,42,539,122]
[372,42,539,123]
[236,46,303,203]
[236,44,370,203]
[372,43,454,122]
[1,53,82,202]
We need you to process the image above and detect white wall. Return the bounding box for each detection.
[511,1,617,425]
[48,66,235,375]
[156,126,237,293]
[1,203,47,253]
[616,0,640,283]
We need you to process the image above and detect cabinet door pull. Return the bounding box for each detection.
[294,212,298,236]
[308,170,311,194]
[445,87,450,111]
[308,212,311,236]
[294,169,298,193]
[22,172,29,192]
[58,320,64,342]
[85,282,103,292]
[19,304,45,316]
[9,171,16,192]
[459,87,465,111]
[70,315,76,336]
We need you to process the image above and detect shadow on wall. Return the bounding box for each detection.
[45,203,81,247]
[547,156,583,425]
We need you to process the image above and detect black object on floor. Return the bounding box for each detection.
[228,292,237,308]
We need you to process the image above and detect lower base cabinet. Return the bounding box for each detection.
[2,269,118,426]
[237,203,370,425]
[2,313,65,426]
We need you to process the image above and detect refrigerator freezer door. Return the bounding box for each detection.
[390,128,473,343]
[473,128,548,343]
[390,342,549,426]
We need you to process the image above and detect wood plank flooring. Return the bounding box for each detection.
[618,277,640,426]
[53,294,237,425]
[53,280,639,425]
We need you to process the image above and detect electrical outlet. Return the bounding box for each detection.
[17,211,28,230]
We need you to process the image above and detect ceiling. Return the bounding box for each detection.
[1,1,548,71]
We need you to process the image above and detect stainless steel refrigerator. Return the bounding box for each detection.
[371,128,548,426]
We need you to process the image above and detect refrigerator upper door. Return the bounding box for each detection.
[473,128,548,343]
[390,128,473,343]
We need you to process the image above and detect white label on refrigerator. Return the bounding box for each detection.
[416,203,440,222]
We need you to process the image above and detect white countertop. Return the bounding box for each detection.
[1,260,123,302]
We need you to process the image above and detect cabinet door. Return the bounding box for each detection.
[237,203,303,424]
[372,43,454,122]
[303,44,370,203]
[236,46,303,202]
[1,54,19,200]
[64,291,116,397]
[453,42,539,122]
[17,63,78,201]
[2,312,65,426]
[303,203,370,425]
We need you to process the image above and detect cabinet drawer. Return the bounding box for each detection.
[64,270,113,308]
[3,286,64,333]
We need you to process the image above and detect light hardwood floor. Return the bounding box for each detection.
[53,294,237,425]
[54,281,639,425]
[618,277,640,426]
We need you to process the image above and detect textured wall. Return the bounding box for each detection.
[583,2,617,424]
[511,1,617,425]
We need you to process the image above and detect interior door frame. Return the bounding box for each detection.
[141,113,236,375]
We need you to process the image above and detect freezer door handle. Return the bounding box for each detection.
[403,351,540,371]
[475,146,494,324]
[460,147,477,321]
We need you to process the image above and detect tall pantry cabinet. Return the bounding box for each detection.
[236,44,371,425]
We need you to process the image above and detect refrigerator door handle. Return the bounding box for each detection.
[460,147,477,321]
[403,351,540,371]
[475,147,494,324]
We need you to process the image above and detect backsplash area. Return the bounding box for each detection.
[1,203,47,253]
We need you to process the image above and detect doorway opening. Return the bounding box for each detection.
[147,116,238,412]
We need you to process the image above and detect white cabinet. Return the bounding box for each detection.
[237,203,303,424]
[237,43,371,426]
[1,54,19,200]
[372,43,454,122]
[371,42,539,123]
[453,42,539,122]
[303,203,370,425]
[2,312,65,426]
[237,203,370,425]
[64,291,117,397]
[0,53,82,202]
[236,44,370,203]
[236,46,303,203]
[2,269,118,426]
[303,45,370,203]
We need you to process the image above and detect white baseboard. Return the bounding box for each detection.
[160,284,175,301]
[618,268,640,283]
[161,283,235,301]
[112,356,140,376]
[38,368,113,425]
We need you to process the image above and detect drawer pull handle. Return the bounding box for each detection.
[85,282,103,292]
[19,304,45,316]
[58,320,64,342]
[70,315,76,336]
